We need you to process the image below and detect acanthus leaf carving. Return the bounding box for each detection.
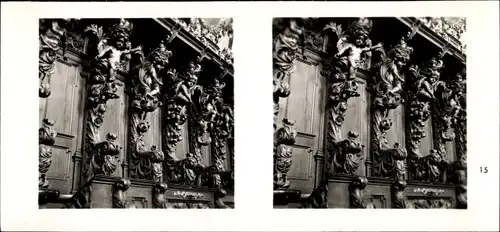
[39,19,75,98]
[39,118,57,189]
[371,30,414,180]
[83,19,137,181]
[273,118,297,189]
[129,40,172,182]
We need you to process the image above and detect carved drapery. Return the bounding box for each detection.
[82,19,135,181]
[128,40,172,182]
[370,30,416,180]
[322,18,377,175]
[39,119,58,188]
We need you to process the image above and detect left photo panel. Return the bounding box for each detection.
[38,18,235,209]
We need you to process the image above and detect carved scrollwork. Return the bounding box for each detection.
[39,19,74,98]
[273,18,305,130]
[152,182,169,209]
[348,176,374,208]
[274,118,297,189]
[407,198,453,209]
[39,118,58,188]
[371,32,414,180]
[391,180,408,208]
[82,19,138,181]
[128,40,172,182]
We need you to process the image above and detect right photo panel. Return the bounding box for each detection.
[273,17,467,209]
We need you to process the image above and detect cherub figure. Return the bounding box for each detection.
[335,37,383,80]
[174,62,202,105]
[96,33,142,79]
[416,56,444,101]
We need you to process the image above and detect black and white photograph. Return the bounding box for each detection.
[273,17,467,209]
[38,18,235,209]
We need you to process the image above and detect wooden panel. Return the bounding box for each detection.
[286,60,317,134]
[289,132,315,194]
[45,62,76,135]
[419,118,434,157]
[175,122,189,160]
[101,80,127,177]
[342,78,370,176]
[386,104,406,148]
[313,66,327,152]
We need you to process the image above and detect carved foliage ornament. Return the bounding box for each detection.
[323,18,375,175]
[274,118,297,189]
[273,18,305,130]
[371,30,416,180]
[83,19,136,181]
[39,118,57,188]
[39,19,75,98]
[129,40,172,182]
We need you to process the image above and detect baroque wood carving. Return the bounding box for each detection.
[391,180,408,208]
[349,176,374,208]
[370,30,417,179]
[39,118,58,188]
[152,182,169,208]
[322,18,374,175]
[112,178,136,208]
[128,40,172,182]
[64,184,92,208]
[82,19,138,181]
[406,47,462,183]
[274,118,297,189]
[407,198,453,209]
[39,19,74,98]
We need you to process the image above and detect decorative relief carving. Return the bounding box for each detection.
[407,198,453,209]
[82,19,137,181]
[129,40,172,182]
[64,184,92,208]
[153,182,169,209]
[322,18,376,175]
[274,118,297,189]
[371,29,417,180]
[417,17,466,50]
[214,188,232,209]
[167,202,211,209]
[348,176,374,208]
[112,178,136,208]
[39,118,58,189]
[173,18,234,64]
[173,191,204,199]
[456,185,467,209]
[302,182,328,208]
[39,19,74,98]
[391,180,408,208]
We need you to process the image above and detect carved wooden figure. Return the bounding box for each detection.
[129,40,172,182]
[112,178,135,208]
[152,182,169,209]
[82,19,136,181]
[322,18,374,176]
[391,180,408,208]
[349,176,373,208]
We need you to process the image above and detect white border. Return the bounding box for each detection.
[1,1,499,231]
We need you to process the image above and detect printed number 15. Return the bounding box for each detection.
[480,166,488,173]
